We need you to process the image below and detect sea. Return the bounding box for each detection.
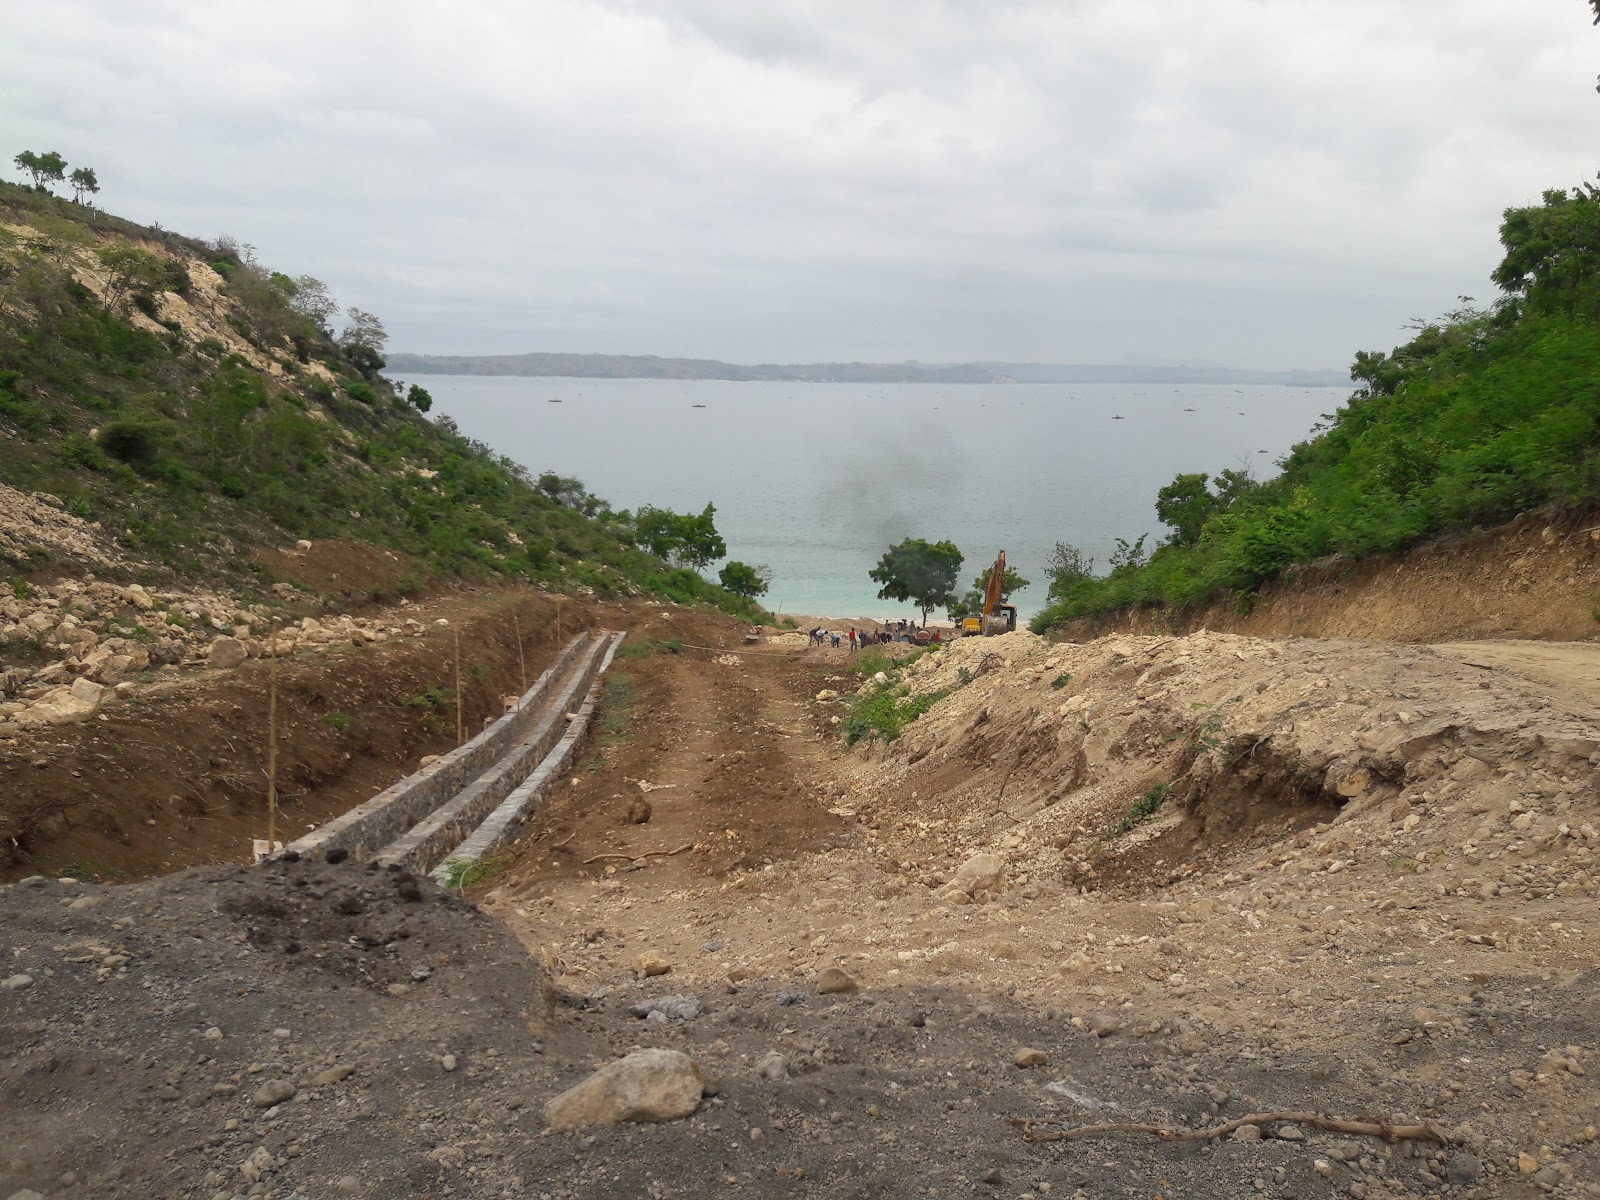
[401,376,1350,620]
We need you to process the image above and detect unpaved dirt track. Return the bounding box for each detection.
[6,600,1600,1198]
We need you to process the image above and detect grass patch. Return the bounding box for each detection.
[1051,673,1072,689]
[323,711,350,732]
[616,637,682,660]
[439,850,510,890]
[1109,783,1172,837]
[842,683,954,745]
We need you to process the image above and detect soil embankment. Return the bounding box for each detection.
[5,555,1600,1196]
[1057,509,1600,643]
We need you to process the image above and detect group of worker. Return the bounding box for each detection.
[807,623,941,651]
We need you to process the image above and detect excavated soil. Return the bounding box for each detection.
[6,585,1600,1199]
[0,590,606,882]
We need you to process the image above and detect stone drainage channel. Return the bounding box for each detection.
[281,630,625,887]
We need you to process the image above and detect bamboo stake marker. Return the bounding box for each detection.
[266,620,279,849]
[453,627,464,744]
[513,609,527,697]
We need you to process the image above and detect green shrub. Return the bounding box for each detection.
[343,379,375,404]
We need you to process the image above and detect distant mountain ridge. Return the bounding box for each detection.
[386,351,1349,387]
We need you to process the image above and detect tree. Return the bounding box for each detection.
[13,150,66,191]
[632,502,726,570]
[868,538,963,627]
[1155,472,1217,547]
[537,471,588,508]
[67,166,99,204]
[718,561,771,598]
[339,306,387,377]
[1107,534,1150,574]
[287,276,338,329]
[95,244,171,313]
[406,384,433,413]
[1044,541,1095,600]
[948,564,1030,620]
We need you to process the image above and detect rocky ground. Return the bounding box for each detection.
[5,610,1600,1199]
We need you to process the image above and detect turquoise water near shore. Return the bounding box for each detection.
[407,376,1347,619]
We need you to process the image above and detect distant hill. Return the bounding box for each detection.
[386,352,995,383]
[386,351,1348,387]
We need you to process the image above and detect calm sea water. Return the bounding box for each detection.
[404,376,1348,619]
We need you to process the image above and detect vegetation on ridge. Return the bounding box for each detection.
[0,178,761,617]
[1033,177,1600,632]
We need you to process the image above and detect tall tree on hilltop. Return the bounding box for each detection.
[14,150,66,192]
[68,166,99,204]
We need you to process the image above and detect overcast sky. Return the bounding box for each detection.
[3,1,1597,368]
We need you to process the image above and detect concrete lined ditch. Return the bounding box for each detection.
[283,630,625,883]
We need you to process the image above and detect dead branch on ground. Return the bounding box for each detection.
[582,841,693,865]
[1007,1111,1447,1145]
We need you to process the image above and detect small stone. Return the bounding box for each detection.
[1014,1048,1049,1068]
[627,799,652,824]
[336,1178,360,1197]
[1276,1123,1304,1141]
[981,1167,1004,1186]
[1,974,34,991]
[252,1079,297,1108]
[1233,1124,1262,1142]
[1518,1152,1539,1173]
[1446,1154,1482,1185]
[310,1065,355,1086]
[817,967,858,995]
[636,953,672,978]
[203,1027,223,1041]
[386,983,412,998]
[440,1054,457,1072]
[629,995,702,1021]
[8,1190,47,1200]
[67,894,100,911]
[755,1052,789,1081]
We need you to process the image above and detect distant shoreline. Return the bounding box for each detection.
[386,351,1349,388]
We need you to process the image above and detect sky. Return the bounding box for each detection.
[2,1,1597,369]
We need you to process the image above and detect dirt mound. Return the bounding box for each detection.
[0,857,552,1199]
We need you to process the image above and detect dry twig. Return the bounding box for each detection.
[582,841,694,865]
[1007,1111,1447,1145]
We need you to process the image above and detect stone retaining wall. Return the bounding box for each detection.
[431,632,626,886]
[282,633,591,861]
[375,632,616,874]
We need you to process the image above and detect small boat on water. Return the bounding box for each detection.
[691,403,706,408]
[1111,414,1125,420]
[547,398,562,403]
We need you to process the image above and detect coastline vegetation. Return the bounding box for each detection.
[1033,178,1600,632]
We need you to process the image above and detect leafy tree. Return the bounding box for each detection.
[948,563,1030,619]
[1044,541,1095,600]
[718,560,771,598]
[537,471,588,507]
[406,383,433,413]
[339,306,387,352]
[1155,472,1218,546]
[14,150,66,191]
[631,502,725,570]
[68,166,99,204]
[95,244,171,313]
[287,276,338,329]
[868,537,963,627]
[1107,534,1149,574]
[678,502,727,571]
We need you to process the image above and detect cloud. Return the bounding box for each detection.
[2,0,1595,366]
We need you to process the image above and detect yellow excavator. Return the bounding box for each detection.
[961,550,1018,636]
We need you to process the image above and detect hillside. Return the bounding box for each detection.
[0,181,755,616]
[1034,179,1600,633]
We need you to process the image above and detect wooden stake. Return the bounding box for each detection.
[513,609,527,697]
[266,620,279,848]
[555,598,563,645]
[453,627,463,745]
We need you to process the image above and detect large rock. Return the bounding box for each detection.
[946,853,1007,897]
[123,583,156,610]
[542,1048,704,1126]
[69,676,105,706]
[208,636,248,670]
[14,685,97,727]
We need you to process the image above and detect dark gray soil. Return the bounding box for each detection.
[2,862,1594,1199]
